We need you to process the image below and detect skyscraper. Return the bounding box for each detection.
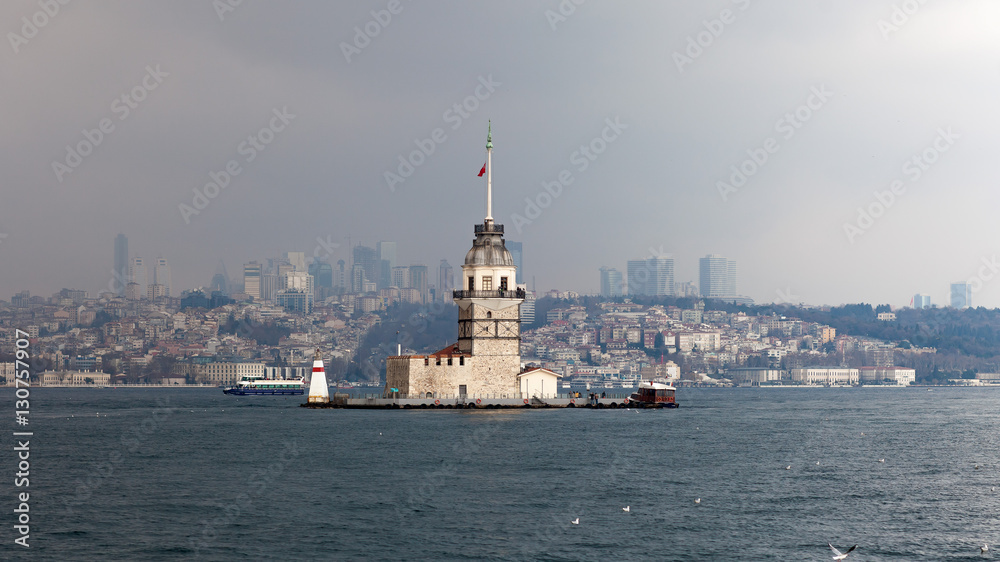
[507,241,523,284]
[647,256,675,297]
[153,257,171,297]
[913,294,931,309]
[626,257,674,297]
[309,260,333,289]
[600,267,623,297]
[114,234,128,296]
[627,259,649,296]
[244,261,262,300]
[210,260,230,295]
[409,264,429,303]
[391,266,410,289]
[352,245,378,291]
[129,257,147,296]
[376,241,397,288]
[950,283,972,309]
[285,251,306,272]
[439,259,454,301]
[699,254,737,298]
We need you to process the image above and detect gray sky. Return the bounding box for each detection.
[2,0,999,307]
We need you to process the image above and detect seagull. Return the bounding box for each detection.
[992,487,996,492]
[786,465,792,470]
[976,464,981,470]
[694,498,701,504]
[623,506,630,512]
[570,518,579,525]
[828,543,858,560]
[982,544,989,554]
[879,459,885,463]
[816,461,821,465]
[860,432,865,436]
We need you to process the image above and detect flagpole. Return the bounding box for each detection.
[486,121,493,222]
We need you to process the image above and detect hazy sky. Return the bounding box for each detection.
[2,0,999,308]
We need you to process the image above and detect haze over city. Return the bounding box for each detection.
[3,1,999,307]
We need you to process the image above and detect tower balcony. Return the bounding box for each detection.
[453,288,525,300]
[474,223,504,234]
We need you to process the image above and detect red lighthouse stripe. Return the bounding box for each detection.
[312,366,324,372]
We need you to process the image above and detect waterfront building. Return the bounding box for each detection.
[858,367,915,386]
[790,367,859,385]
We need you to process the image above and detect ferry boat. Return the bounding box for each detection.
[222,374,306,396]
[627,381,678,408]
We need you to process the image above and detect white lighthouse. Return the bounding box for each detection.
[307,349,330,404]
[385,123,525,398]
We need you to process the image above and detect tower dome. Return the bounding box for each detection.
[464,223,514,267]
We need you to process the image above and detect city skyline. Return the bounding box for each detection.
[3,2,1000,308]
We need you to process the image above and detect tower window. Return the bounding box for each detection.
[486,311,492,318]
[468,276,475,291]
[500,277,508,291]
[482,276,493,290]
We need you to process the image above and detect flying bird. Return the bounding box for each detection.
[623,506,630,512]
[828,543,858,560]
[571,518,579,525]
[694,498,701,504]
[879,459,885,463]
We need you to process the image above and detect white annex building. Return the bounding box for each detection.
[385,124,558,399]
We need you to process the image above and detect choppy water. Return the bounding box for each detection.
[3,386,1000,561]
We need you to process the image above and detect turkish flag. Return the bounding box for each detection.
[478,163,486,177]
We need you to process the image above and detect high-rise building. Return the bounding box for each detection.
[409,265,429,303]
[335,260,346,294]
[627,259,649,296]
[351,264,367,293]
[153,257,171,297]
[309,260,333,289]
[648,256,675,297]
[129,257,147,296]
[285,251,306,272]
[699,254,737,298]
[626,257,674,297]
[600,267,623,297]
[913,294,931,309]
[391,266,410,289]
[243,262,262,300]
[210,260,230,295]
[114,234,128,296]
[438,260,454,301]
[352,245,378,291]
[950,283,972,309]
[377,241,396,289]
[507,241,523,284]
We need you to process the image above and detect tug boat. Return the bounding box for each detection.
[627,381,678,408]
[222,374,306,395]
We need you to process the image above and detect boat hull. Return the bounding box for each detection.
[222,388,304,396]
